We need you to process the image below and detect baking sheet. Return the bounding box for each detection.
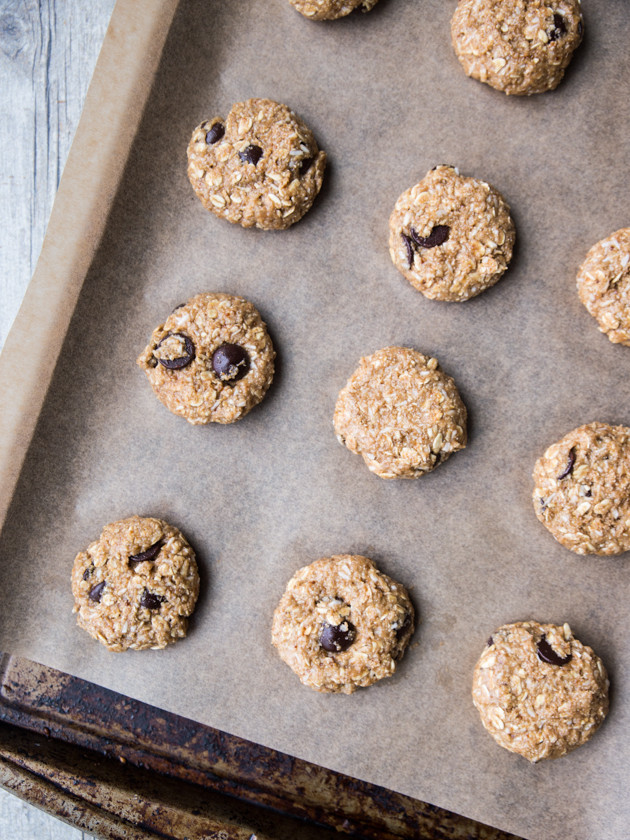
[1,1,629,838]
[0,0,180,530]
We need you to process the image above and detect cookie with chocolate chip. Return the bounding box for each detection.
[334,346,467,478]
[473,621,608,762]
[287,0,379,20]
[577,228,630,346]
[187,98,326,230]
[451,0,583,96]
[272,555,414,694]
[137,293,275,425]
[533,422,630,555]
[388,166,515,302]
[71,515,199,652]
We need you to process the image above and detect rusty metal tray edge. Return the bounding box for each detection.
[0,654,521,840]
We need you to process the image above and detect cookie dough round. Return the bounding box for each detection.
[287,0,378,20]
[533,422,630,555]
[137,293,275,425]
[451,0,584,96]
[334,346,467,478]
[388,166,515,302]
[71,515,199,652]
[187,98,326,230]
[473,621,609,762]
[577,228,630,346]
[272,555,414,694]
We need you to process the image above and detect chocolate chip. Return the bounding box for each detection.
[140,590,165,610]
[171,303,186,313]
[205,122,225,144]
[212,343,250,383]
[89,581,106,603]
[487,636,494,647]
[536,634,572,666]
[394,612,412,640]
[539,497,548,513]
[410,225,450,249]
[82,567,92,581]
[548,13,567,41]
[299,156,314,177]
[155,333,195,370]
[129,540,163,568]
[401,232,414,269]
[557,447,576,480]
[320,620,356,653]
[585,489,592,497]
[239,144,263,165]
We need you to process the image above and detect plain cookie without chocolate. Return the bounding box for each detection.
[187,98,326,230]
[577,227,630,346]
[71,515,199,652]
[272,555,414,694]
[334,346,467,479]
[451,0,583,96]
[137,293,275,425]
[473,621,609,762]
[388,166,515,302]
[287,0,379,20]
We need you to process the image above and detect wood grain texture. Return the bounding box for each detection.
[0,4,115,835]
[0,787,84,839]
[0,0,117,348]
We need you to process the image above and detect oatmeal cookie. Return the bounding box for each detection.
[451,0,583,96]
[187,98,326,230]
[533,422,630,555]
[334,346,467,479]
[287,0,379,20]
[388,166,515,302]
[71,515,199,652]
[577,228,630,346]
[473,621,609,762]
[137,293,275,425]
[272,555,414,694]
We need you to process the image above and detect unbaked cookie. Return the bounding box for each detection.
[577,228,630,346]
[271,555,414,694]
[287,0,379,20]
[388,166,515,302]
[71,515,199,652]
[473,621,609,762]
[451,0,583,96]
[137,293,275,425]
[533,422,630,555]
[187,98,326,230]
[334,346,467,478]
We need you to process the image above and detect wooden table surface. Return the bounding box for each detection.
[0,1,116,835]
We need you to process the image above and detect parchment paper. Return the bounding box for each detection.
[1,1,628,838]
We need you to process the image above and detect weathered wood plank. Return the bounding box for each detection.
[0,786,85,839]
[0,0,117,348]
[0,3,116,835]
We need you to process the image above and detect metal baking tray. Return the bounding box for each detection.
[1,1,627,837]
[0,654,520,839]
